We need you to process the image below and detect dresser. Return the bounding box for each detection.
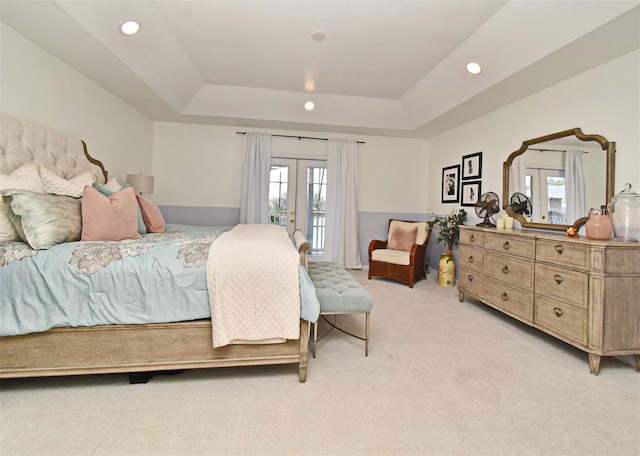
[458,225,640,375]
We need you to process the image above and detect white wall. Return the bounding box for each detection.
[0,24,153,185]
[153,122,430,213]
[427,49,640,216]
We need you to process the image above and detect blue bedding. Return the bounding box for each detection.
[0,224,319,337]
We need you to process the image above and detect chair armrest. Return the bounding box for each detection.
[369,239,388,252]
[409,242,427,264]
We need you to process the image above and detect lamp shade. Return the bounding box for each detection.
[126,174,154,193]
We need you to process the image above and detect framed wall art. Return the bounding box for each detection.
[441,164,460,203]
[462,152,483,180]
[461,180,482,207]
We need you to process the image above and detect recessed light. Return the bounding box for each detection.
[304,101,315,111]
[466,61,482,75]
[120,20,141,36]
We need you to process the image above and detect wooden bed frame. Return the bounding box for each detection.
[0,114,311,383]
[0,320,310,382]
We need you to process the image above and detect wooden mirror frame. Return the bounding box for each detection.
[503,128,616,231]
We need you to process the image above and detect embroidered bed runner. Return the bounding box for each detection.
[207,224,301,347]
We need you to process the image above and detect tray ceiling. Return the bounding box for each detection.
[1,1,638,138]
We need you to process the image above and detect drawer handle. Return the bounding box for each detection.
[501,293,509,301]
[502,265,509,274]
[468,274,473,282]
[554,274,563,284]
[503,241,510,250]
[555,244,564,255]
[468,256,475,263]
[469,234,475,242]
[553,307,564,318]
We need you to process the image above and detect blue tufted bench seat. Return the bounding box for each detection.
[307,262,373,357]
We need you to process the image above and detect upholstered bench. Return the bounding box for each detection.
[307,262,373,357]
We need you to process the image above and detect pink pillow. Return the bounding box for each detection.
[388,226,418,251]
[81,186,141,241]
[136,194,166,233]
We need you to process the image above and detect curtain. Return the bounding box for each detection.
[323,139,361,269]
[239,132,272,224]
[509,155,527,195]
[565,150,586,222]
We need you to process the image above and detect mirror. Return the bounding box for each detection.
[503,128,615,231]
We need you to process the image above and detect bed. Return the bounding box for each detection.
[0,113,318,383]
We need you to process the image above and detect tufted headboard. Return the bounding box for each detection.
[0,113,107,183]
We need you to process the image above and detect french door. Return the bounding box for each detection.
[527,168,566,224]
[269,158,327,258]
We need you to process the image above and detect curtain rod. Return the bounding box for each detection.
[236,131,365,144]
[527,147,588,153]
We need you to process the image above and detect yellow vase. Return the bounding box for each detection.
[438,250,456,287]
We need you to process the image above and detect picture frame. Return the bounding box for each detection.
[441,164,460,203]
[461,152,483,180]
[461,180,482,207]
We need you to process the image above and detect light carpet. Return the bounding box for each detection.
[1,269,639,456]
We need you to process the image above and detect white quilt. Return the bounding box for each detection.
[207,224,301,348]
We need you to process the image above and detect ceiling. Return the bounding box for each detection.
[1,1,639,138]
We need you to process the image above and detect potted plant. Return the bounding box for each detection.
[428,207,468,252]
[428,207,467,286]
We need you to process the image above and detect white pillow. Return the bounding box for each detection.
[103,177,123,192]
[41,167,97,198]
[0,163,44,242]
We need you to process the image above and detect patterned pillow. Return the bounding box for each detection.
[3,189,82,249]
[0,163,44,242]
[41,167,97,197]
[81,186,141,241]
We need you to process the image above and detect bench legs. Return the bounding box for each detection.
[312,312,370,358]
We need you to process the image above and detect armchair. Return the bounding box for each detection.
[368,219,434,288]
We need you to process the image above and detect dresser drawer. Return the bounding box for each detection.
[484,279,533,322]
[485,233,535,258]
[459,268,483,297]
[537,239,590,270]
[459,245,484,272]
[460,229,484,247]
[535,264,588,309]
[485,252,534,289]
[535,295,587,346]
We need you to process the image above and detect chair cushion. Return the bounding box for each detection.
[308,262,373,314]
[388,220,429,245]
[371,248,411,266]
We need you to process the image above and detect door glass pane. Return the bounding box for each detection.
[525,175,532,200]
[546,175,567,224]
[304,166,327,256]
[269,165,288,226]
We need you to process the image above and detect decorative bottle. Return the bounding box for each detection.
[585,207,612,240]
